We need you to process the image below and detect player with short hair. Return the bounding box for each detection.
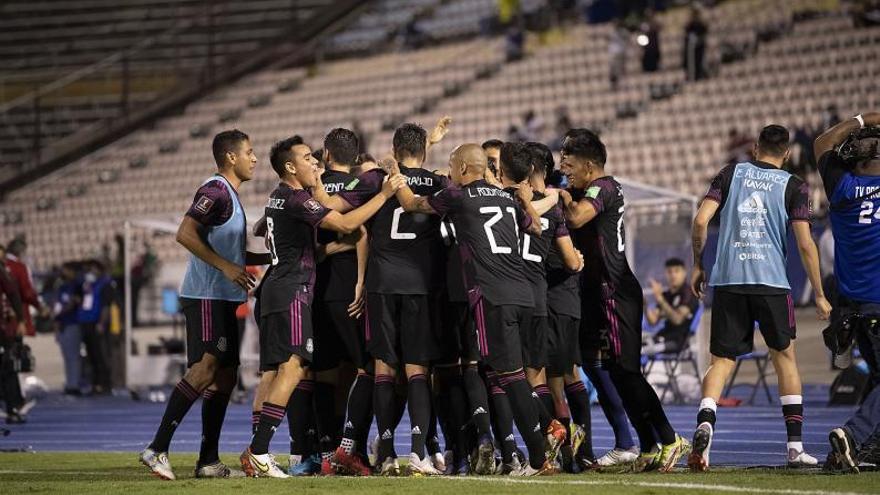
[140,129,269,480]
[559,129,688,473]
[643,258,699,356]
[239,136,403,478]
[312,120,451,476]
[689,124,831,471]
[396,142,557,476]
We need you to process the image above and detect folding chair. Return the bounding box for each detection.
[722,350,773,405]
[642,304,704,404]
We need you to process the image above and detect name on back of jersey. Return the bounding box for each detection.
[267,198,285,209]
[468,187,513,200]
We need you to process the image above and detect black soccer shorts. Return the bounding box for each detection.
[546,310,581,377]
[437,301,481,365]
[311,300,369,371]
[710,289,796,359]
[181,297,241,368]
[471,296,532,373]
[521,315,548,370]
[259,291,315,372]
[365,293,442,367]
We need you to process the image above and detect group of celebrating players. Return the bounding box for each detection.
[137,115,832,480]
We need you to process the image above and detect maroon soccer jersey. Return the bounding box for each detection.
[260,184,330,314]
[428,180,534,308]
[186,177,235,226]
[338,166,447,294]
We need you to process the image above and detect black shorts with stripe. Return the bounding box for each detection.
[471,294,532,373]
[259,290,315,372]
[710,289,796,359]
[181,297,241,368]
[365,293,443,367]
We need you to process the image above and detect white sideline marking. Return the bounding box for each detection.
[438,476,876,495]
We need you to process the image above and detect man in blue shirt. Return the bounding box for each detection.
[814,111,880,473]
[690,125,831,471]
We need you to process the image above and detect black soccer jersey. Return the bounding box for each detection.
[569,176,641,297]
[338,166,447,294]
[315,169,360,303]
[428,179,534,308]
[260,183,330,314]
[510,189,569,317]
[441,218,468,303]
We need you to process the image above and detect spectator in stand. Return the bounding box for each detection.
[54,262,83,396]
[523,110,545,142]
[5,237,46,337]
[683,6,708,81]
[505,25,525,62]
[640,10,662,73]
[725,128,753,166]
[0,243,28,423]
[609,22,628,90]
[76,260,114,394]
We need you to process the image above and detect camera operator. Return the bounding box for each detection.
[815,112,880,473]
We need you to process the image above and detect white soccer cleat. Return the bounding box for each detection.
[596,446,639,467]
[368,435,380,467]
[407,453,442,476]
[788,449,818,468]
[688,422,713,472]
[240,448,289,478]
[139,447,175,480]
[379,457,401,476]
[431,452,447,473]
[195,461,244,478]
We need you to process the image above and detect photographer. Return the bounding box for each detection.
[815,112,880,473]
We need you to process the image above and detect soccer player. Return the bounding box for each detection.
[816,114,880,473]
[689,125,831,471]
[396,142,557,476]
[311,122,449,476]
[240,136,403,478]
[140,130,270,480]
[559,129,688,473]
[643,258,699,356]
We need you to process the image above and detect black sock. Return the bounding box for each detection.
[610,366,676,449]
[697,408,717,427]
[782,401,804,443]
[341,372,373,454]
[533,383,555,430]
[314,381,337,455]
[498,370,545,469]
[374,374,396,463]
[251,402,286,455]
[463,364,492,437]
[447,376,471,462]
[252,410,261,437]
[198,389,230,465]
[584,361,635,450]
[407,373,431,458]
[565,381,594,458]
[288,379,315,456]
[486,372,516,463]
[149,379,200,453]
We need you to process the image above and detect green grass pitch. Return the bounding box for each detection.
[1,453,879,495]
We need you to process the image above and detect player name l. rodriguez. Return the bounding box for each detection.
[467,187,513,200]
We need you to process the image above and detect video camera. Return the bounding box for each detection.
[837,125,880,165]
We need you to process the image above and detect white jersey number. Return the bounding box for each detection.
[266,216,279,266]
[481,206,519,254]
[858,201,880,224]
[522,218,550,262]
[391,195,421,240]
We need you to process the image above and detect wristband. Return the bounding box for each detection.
[855,114,865,128]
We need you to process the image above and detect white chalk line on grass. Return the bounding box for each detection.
[438,475,878,495]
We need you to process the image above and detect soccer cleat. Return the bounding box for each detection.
[288,453,322,476]
[632,445,661,473]
[544,419,567,464]
[569,423,586,457]
[407,453,442,476]
[454,458,471,476]
[333,447,372,476]
[787,449,818,468]
[501,450,525,475]
[378,457,401,476]
[575,452,598,472]
[368,435,380,467]
[511,459,556,477]
[321,456,337,476]
[688,422,714,472]
[473,434,496,475]
[596,446,639,467]
[443,450,454,475]
[658,434,690,473]
[195,461,244,478]
[431,452,447,473]
[139,447,175,481]
[240,448,289,478]
[828,428,859,474]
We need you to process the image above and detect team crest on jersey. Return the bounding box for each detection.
[303,198,323,213]
[586,186,601,199]
[345,178,360,190]
[194,195,214,214]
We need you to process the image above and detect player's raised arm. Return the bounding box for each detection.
[515,182,542,236]
[814,111,880,160]
[531,188,559,216]
[320,174,405,234]
[559,189,598,229]
[312,171,355,212]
